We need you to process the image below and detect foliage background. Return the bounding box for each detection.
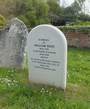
[0,0,90,28]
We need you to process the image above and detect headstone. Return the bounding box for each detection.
[27,25,67,89]
[0,18,28,68]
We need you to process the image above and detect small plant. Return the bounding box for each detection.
[0,15,6,29]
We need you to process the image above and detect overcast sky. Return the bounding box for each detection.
[60,0,90,15]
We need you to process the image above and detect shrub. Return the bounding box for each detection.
[59,26,90,34]
[69,21,90,26]
[0,15,6,29]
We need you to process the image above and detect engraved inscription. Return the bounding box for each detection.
[31,38,60,71]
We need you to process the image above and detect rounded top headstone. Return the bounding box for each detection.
[8,18,28,38]
[27,24,67,89]
[0,18,28,68]
[28,24,67,46]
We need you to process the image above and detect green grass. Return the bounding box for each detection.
[0,48,90,109]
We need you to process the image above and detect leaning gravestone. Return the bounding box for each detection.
[27,25,67,89]
[0,18,28,68]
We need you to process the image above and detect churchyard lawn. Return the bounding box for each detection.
[0,47,90,109]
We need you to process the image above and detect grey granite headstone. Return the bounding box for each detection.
[0,18,28,68]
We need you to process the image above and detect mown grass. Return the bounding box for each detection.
[0,47,90,109]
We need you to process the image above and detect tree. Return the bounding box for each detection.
[0,0,15,18]
[47,0,64,25]
[78,13,90,21]
[32,0,49,24]
[75,0,86,11]
[63,0,86,22]
[19,0,50,27]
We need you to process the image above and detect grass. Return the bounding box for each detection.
[0,47,90,109]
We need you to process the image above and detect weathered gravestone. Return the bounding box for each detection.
[27,25,67,89]
[0,18,28,68]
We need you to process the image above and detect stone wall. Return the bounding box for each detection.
[64,32,90,48]
[59,26,90,48]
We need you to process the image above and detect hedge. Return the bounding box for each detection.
[59,26,90,34]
